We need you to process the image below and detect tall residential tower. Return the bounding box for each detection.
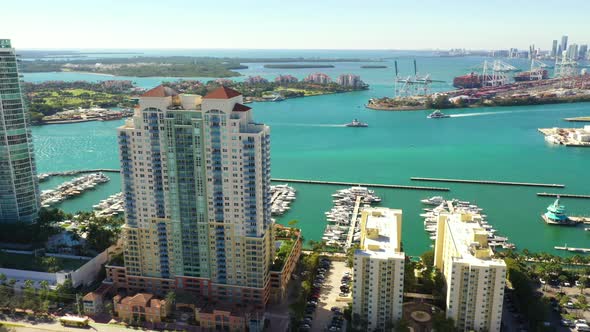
[113,86,273,309]
[434,212,506,332]
[0,39,40,223]
[352,207,405,331]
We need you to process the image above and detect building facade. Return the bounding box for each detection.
[434,212,506,332]
[352,208,405,331]
[114,86,273,309]
[0,39,40,223]
[113,293,169,323]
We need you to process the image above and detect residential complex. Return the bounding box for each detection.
[434,212,506,332]
[0,39,40,223]
[352,207,405,331]
[337,74,366,89]
[304,72,331,84]
[110,85,274,313]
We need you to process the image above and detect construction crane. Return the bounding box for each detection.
[394,60,445,97]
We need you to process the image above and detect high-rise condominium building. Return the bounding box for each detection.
[115,85,273,308]
[434,212,506,332]
[578,44,588,61]
[0,39,40,223]
[566,44,579,61]
[561,35,568,55]
[551,40,558,57]
[352,207,405,331]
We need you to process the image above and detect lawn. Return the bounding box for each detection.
[0,252,87,272]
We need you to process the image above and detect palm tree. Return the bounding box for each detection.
[0,273,6,285]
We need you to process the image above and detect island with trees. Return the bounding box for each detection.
[19,56,383,78]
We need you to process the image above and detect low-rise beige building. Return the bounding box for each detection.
[113,293,169,323]
[352,207,405,331]
[434,212,506,332]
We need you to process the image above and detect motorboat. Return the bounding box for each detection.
[345,119,368,127]
[427,110,450,119]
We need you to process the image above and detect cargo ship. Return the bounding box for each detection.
[514,69,549,82]
[453,72,482,89]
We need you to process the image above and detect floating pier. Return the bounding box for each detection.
[537,192,590,199]
[270,178,449,191]
[345,196,362,249]
[411,177,564,188]
[554,245,590,253]
[38,169,120,181]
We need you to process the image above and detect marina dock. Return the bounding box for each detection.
[411,177,564,188]
[345,196,362,249]
[270,178,449,191]
[537,192,590,199]
[554,246,590,253]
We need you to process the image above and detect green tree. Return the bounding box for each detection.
[394,319,410,332]
[165,291,176,313]
[0,273,6,284]
[432,313,456,332]
[578,276,588,294]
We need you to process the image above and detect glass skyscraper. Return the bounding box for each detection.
[0,39,40,223]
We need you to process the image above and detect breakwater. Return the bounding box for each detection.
[271,178,449,191]
[537,192,590,199]
[411,177,564,188]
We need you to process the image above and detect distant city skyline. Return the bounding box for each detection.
[3,0,590,50]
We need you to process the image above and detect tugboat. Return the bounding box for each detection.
[345,119,368,127]
[541,197,576,225]
[427,110,450,119]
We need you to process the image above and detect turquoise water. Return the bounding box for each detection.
[28,54,590,256]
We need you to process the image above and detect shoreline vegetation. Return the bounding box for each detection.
[20,56,382,78]
[25,75,369,125]
[360,65,388,69]
[263,64,335,69]
[163,77,369,102]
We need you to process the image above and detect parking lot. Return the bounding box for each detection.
[300,258,350,332]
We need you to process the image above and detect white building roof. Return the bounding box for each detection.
[359,208,404,259]
[445,214,505,267]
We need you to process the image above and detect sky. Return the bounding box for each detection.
[3,0,590,50]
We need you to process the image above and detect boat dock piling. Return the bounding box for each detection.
[345,196,362,249]
[270,178,449,191]
[411,177,565,188]
[554,246,590,253]
[537,192,590,199]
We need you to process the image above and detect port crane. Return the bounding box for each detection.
[481,60,517,87]
[554,53,579,88]
[528,59,549,81]
[394,60,445,97]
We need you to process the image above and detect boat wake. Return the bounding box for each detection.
[271,123,346,127]
[449,110,521,118]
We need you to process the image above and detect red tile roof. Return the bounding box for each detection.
[141,85,178,97]
[232,103,251,112]
[203,86,242,99]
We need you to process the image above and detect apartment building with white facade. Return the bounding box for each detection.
[352,207,405,331]
[434,212,506,332]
